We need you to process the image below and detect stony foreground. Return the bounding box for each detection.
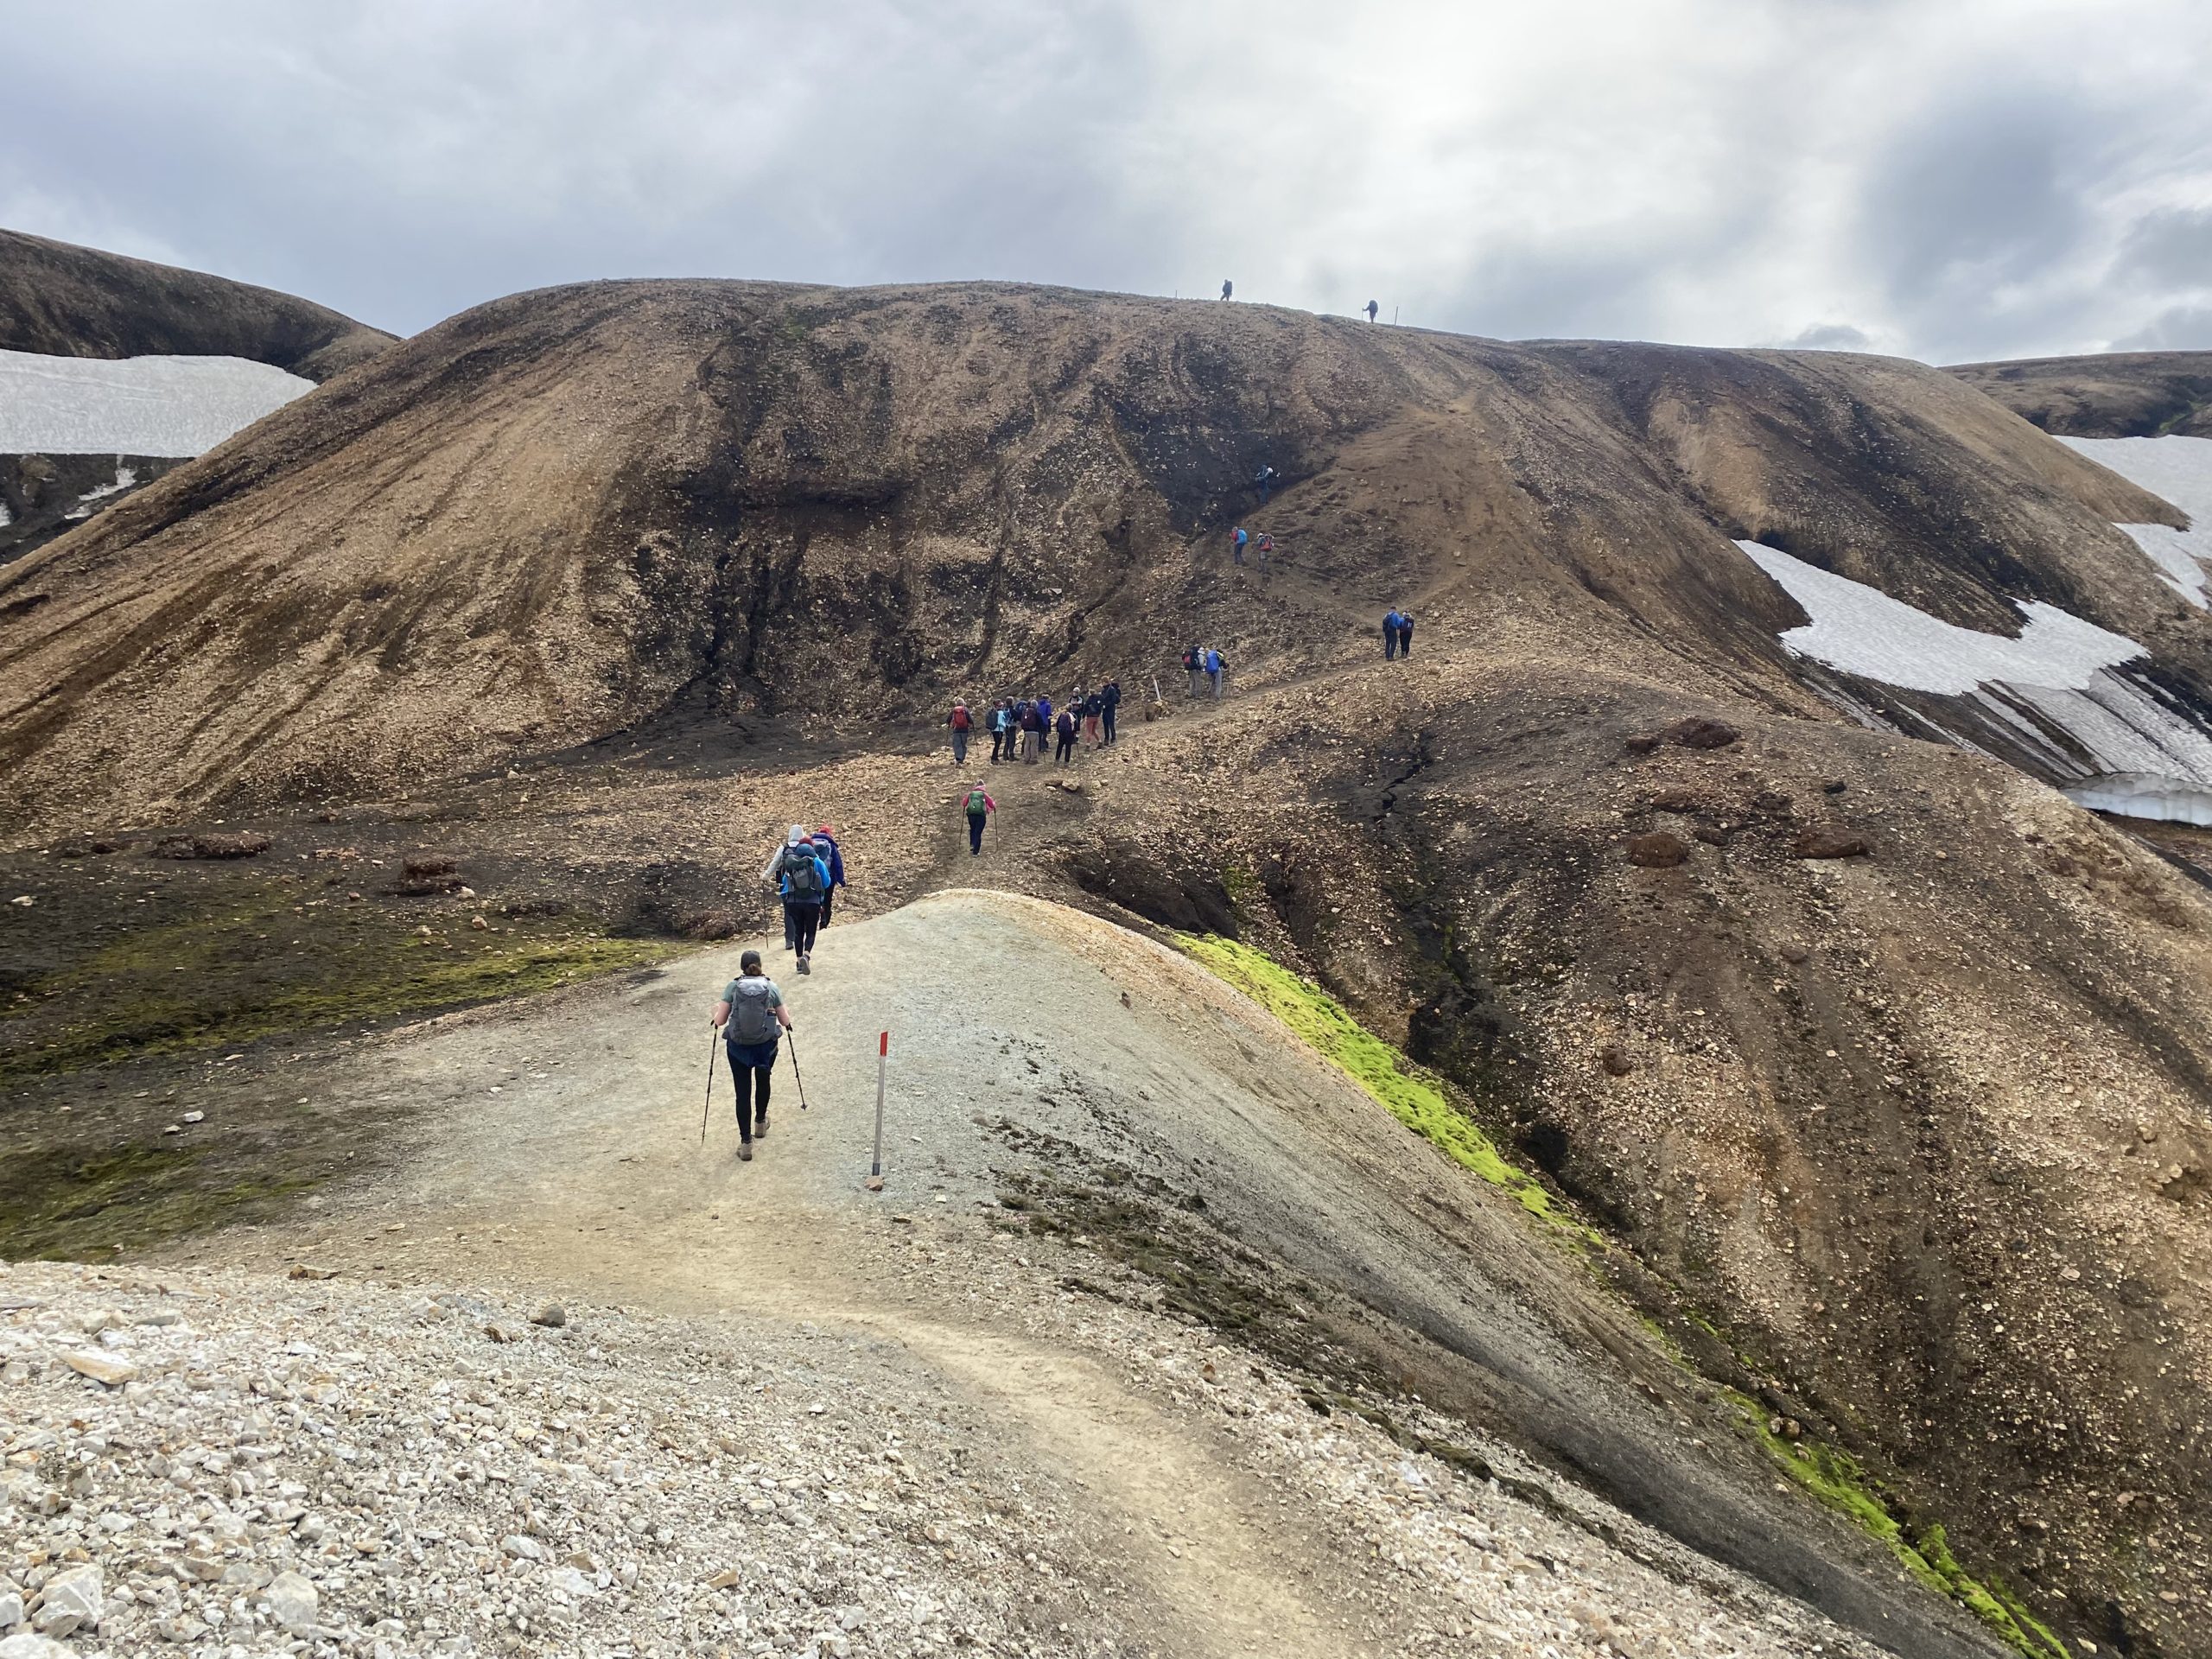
[0,1255,1893,1659]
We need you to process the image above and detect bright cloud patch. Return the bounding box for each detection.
[1734,540,2145,693]
[2057,435,2212,607]
[0,350,314,456]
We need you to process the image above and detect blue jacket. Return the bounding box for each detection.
[1205,650,1221,672]
[812,835,845,888]
[1384,609,1403,632]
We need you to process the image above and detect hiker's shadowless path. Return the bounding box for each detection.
[189,892,2006,1659]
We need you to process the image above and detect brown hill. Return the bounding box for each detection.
[4,283,2212,1656]
[1948,349,2212,439]
[0,226,394,381]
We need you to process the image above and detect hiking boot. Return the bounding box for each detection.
[797,954,811,975]
[739,1142,753,1161]
[755,1116,769,1138]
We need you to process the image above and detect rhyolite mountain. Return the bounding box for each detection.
[5,273,2212,1656]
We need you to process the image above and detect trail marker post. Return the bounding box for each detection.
[869,1031,889,1184]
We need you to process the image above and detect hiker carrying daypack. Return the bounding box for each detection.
[947,701,973,766]
[714,948,791,1160]
[964,785,995,855]
[1383,608,1403,661]
[1185,646,1204,697]
[1231,526,1249,565]
[777,832,830,973]
[1205,647,1224,697]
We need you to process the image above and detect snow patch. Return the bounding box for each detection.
[0,350,313,456]
[2058,434,2212,606]
[1738,538,2212,823]
[1735,540,2144,693]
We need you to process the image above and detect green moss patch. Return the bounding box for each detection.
[1176,932,1592,1241]
[0,1143,320,1262]
[1736,1396,2067,1658]
[1,883,666,1079]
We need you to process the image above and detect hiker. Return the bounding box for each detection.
[1036,692,1054,755]
[1102,680,1121,744]
[1255,531,1274,572]
[761,828,805,949]
[1220,279,1233,301]
[1398,612,1414,658]
[772,825,830,974]
[1382,607,1403,661]
[1254,465,1276,505]
[1206,646,1224,698]
[947,700,973,765]
[811,826,846,928]
[712,950,791,1161]
[1185,645,1205,697]
[1365,300,1378,322]
[1230,525,1249,565]
[1081,686,1103,745]
[988,699,1009,764]
[1020,698,1044,762]
[963,783,995,855]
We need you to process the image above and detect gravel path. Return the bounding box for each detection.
[3,893,1988,1658]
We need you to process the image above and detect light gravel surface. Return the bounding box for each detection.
[1,1254,1887,1659]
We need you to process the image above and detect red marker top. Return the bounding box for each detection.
[880,1031,889,1057]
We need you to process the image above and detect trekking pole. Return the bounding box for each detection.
[701,1027,719,1146]
[870,1031,888,1181]
[787,1028,810,1110]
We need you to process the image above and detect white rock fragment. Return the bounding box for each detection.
[60,1350,136,1388]
[264,1570,319,1632]
[29,1565,99,1637]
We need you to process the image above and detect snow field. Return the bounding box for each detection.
[0,350,314,456]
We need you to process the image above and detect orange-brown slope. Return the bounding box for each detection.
[0,282,2196,842]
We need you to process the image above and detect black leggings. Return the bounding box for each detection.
[786,901,821,955]
[1055,730,1076,763]
[728,1052,772,1136]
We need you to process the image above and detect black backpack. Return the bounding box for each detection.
[781,845,825,902]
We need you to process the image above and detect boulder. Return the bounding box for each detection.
[1624,831,1690,868]
[1,1634,80,1659]
[1793,830,1871,860]
[149,832,269,861]
[1661,717,1741,750]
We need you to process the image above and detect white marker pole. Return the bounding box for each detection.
[870,1030,888,1181]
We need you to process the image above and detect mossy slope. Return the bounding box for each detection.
[1176,932,1591,1240]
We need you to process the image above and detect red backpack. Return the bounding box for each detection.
[951,706,971,731]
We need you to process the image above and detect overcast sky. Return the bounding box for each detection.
[5,0,2210,363]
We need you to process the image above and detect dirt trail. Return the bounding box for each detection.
[177,891,2003,1659]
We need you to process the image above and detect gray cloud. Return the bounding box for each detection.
[4,0,2211,363]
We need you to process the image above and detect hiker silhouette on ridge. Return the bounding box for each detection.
[1220,279,1233,301]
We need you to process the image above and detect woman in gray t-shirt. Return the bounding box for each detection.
[712,949,791,1160]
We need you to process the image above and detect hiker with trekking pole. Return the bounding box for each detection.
[708,949,795,1162]
[772,824,830,974]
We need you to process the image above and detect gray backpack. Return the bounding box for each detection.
[728,978,779,1045]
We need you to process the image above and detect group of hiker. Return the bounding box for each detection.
[1182,645,1230,698]
[710,823,843,1156]
[950,684,1123,768]
[760,823,845,974]
[1228,524,1277,569]
[1382,607,1416,660]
